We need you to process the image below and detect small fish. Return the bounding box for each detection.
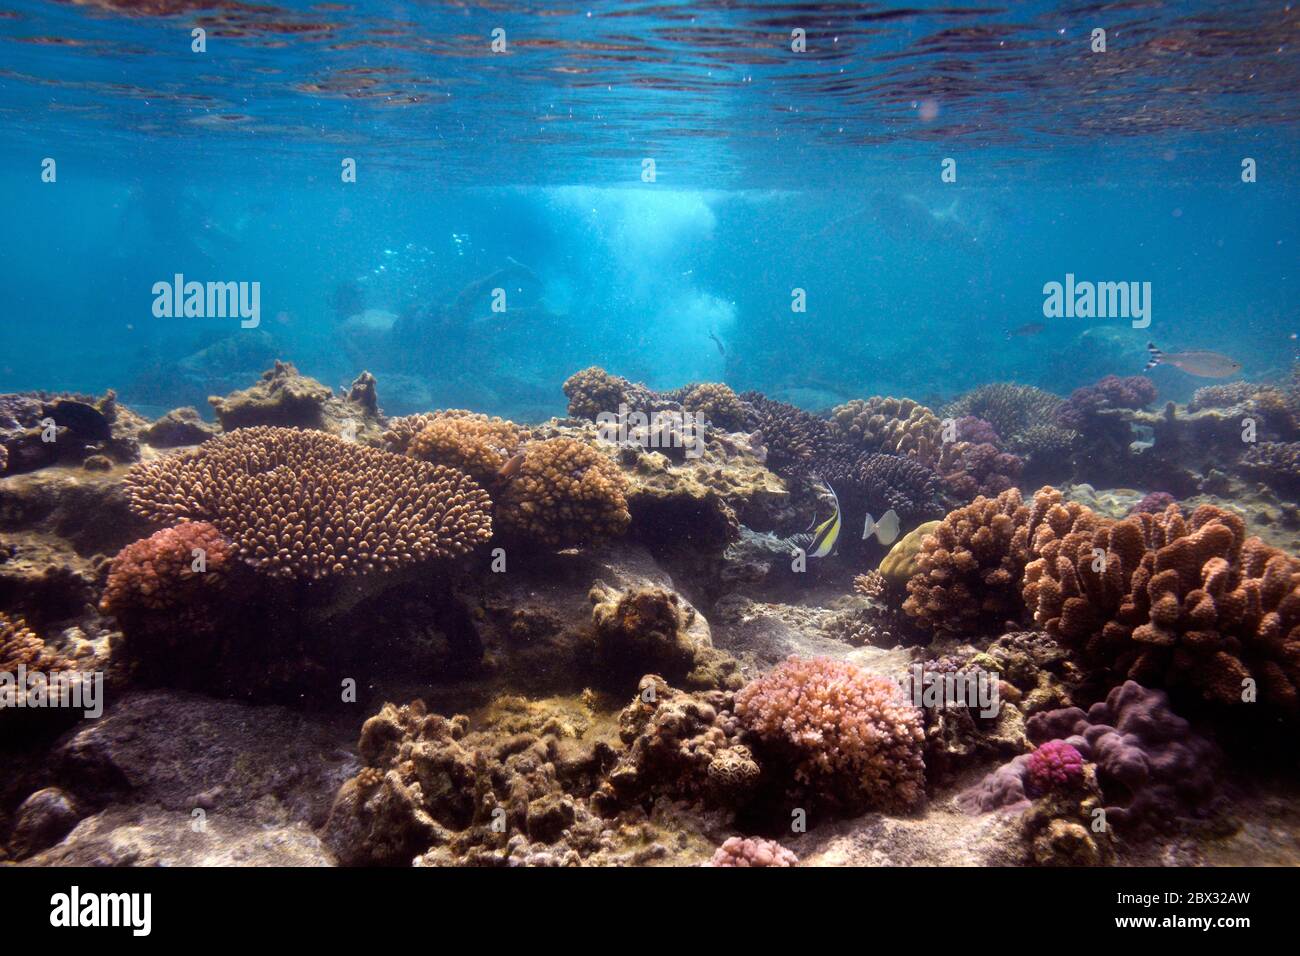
[708,329,726,357]
[861,509,901,546]
[1006,322,1045,339]
[808,481,842,558]
[1144,342,1241,378]
[497,453,525,481]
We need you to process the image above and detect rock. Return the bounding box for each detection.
[139,407,218,448]
[53,690,358,830]
[22,805,334,866]
[8,787,80,858]
[208,362,384,444]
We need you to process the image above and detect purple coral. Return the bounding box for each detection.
[706,836,798,867]
[1025,740,1084,796]
[954,416,1001,446]
[941,442,1023,501]
[1056,375,1157,430]
[1128,491,1178,516]
[960,681,1220,832]
[735,656,926,813]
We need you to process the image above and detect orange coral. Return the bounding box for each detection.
[902,488,1031,635]
[124,427,493,579]
[1024,497,1300,712]
[404,410,523,485]
[0,612,70,674]
[495,437,629,548]
[101,522,232,617]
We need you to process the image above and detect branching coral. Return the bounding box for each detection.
[0,612,71,674]
[404,410,523,486]
[124,426,493,579]
[942,383,1068,455]
[495,437,630,547]
[735,656,925,813]
[823,450,946,523]
[1022,495,1300,713]
[740,393,833,480]
[902,488,1032,636]
[101,522,232,616]
[706,836,798,867]
[1240,441,1300,497]
[939,442,1023,502]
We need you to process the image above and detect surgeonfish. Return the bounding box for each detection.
[862,509,901,546]
[808,481,842,558]
[1144,342,1241,378]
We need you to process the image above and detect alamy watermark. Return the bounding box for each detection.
[152,274,260,328]
[1,666,103,718]
[1042,273,1150,329]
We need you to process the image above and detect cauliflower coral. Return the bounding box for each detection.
[735,656,926,813]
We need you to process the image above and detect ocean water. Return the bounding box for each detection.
[2,0,1297,415]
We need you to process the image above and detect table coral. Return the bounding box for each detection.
[735,656,926,814]
[706,836,798,867]
[902,488,1032,636]
[101,521,232,616]
[495,436,630,548]
[123,426,493,579]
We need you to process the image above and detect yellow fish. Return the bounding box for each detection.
[809,481,842,558]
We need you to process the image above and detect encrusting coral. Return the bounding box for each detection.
[734,656,926,814]
[123,426,493,579]
[495,437,630,548]
[902,488,1031,636]
[100,522,232,617]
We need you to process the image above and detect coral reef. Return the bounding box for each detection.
[123,427,493,579]
[1240,441,1300,497]
[902,489,1031,636]
[734,656,925,814]
[208,362,384,444]
[100,522,232,618]
[942,383,1071,456]
[829,397,942,460]
[588,582,740,691]
[878,520,942,589]
[404,410,523,486]
[822,451,946,524]
[138,407,218,448]
[677,383,751,433]
[495,437,630,548]
[1129,491,1178,515]
[706,835,798,867]
[1021,496,1300,713]
[1,390,143,474]
[0,611,71,675]
[562,367,659,421]
[739,393,833,480]
[1027,681,1221,832]
[1056,375,1157,431]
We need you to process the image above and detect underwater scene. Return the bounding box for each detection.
[2,0,1300,882]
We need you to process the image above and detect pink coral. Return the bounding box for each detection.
[101,521,233,616]
[706,836,798,867]
[1025,740,1084,796]
[735,656,926,813]
[1057,375,1157,430]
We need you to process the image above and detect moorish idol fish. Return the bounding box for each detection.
[809,480,842,558]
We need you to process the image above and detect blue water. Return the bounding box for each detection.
[2,0,1297,419]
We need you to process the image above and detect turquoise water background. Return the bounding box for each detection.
[2,1,1297,419]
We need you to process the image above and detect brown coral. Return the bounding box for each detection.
[562,366,658,421]
[495,437,630,548]
[100,522,233,616]
[123,426,493,579]
[1023,495,1300,713]
[0,612,70,675]
[830,396,943,459]
[902,488,1032,636]
[404,410,523,486]
[678,382,750,432]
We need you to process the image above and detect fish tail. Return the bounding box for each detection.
[1144,342,1162,371]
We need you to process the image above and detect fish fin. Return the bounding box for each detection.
[862,513,876,540]
[1144,342,1162,371]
